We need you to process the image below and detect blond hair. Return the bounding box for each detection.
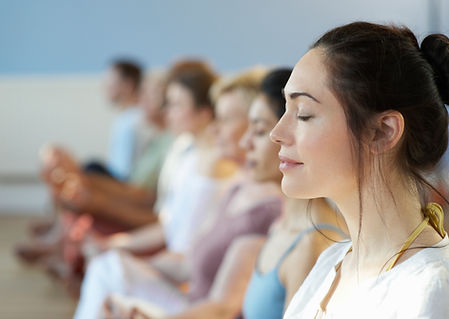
[210,66,267,109]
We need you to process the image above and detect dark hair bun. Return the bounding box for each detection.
[421,34,449,104]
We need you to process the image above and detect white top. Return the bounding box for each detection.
[284,235,449,319]
[155,134,226,254]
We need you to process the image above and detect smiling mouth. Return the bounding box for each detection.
[278,155,303,171]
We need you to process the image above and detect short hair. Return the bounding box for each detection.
[260,68,292,119]
[112,59,143,91]
[210,67,267,108]
[167,59,217,109]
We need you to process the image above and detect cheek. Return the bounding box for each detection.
[167,109,179,126]
[167,107,190,132]
[221,123,246,149]
[257,141,281,178]
[181,107,197,126]
[221,126,235,143]
[282,121,355,198]
[313,118,354,174]
[216,125,232,148]
[231,123,247,146]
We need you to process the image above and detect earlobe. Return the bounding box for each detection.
[369,110,404,154]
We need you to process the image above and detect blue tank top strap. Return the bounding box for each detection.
[274,223,346,269]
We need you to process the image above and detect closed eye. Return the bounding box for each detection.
[297,115,312,121]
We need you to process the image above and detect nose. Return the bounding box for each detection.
[270,110,293,145]
[270,119,286,145]
[270,128,281,144]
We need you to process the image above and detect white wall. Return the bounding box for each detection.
[0,75,118,178]
[1,0,445,178]
[0,0,447,213]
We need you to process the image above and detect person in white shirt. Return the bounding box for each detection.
[269,22,449,318]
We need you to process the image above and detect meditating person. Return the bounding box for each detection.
[267,22,449,318]
[50,71,174,229]
[86,59,147,180]
[15,71,173,270]
[127,69,347,319]
[73,67,268,319]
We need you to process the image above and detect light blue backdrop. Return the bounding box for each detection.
[0,0,446,74]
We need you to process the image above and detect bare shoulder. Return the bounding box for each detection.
[227,234,266,257]
[279,227,345,302]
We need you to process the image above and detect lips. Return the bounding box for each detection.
[278,155,303,171]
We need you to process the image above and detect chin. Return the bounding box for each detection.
[250,171,272,184]
[223,150,239,162]
[281,177,316,199]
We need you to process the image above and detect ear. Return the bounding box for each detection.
[368,110,404,154]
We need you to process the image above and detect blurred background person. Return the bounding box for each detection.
[73,66,267,319]
[86,59,145,180]
[14,69,174,286]
[123,68,348,319]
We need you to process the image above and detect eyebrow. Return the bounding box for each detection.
[282,89,321,104]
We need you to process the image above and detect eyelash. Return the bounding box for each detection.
[296,114,312,121]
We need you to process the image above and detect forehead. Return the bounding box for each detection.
[166,82,195,105]
[216,91,248,116]
[249,95,277,122]
[167,82,188,96]
[284,48,328,95]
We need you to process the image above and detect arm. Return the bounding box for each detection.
[148,251,189,284]
[88,189,158,228]
[86,173,156,207]
[135,235,266,319]
[83,223,167,262]
[105,223,166,253]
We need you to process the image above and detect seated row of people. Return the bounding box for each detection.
[16,21,449,319]
[74,66,348,319]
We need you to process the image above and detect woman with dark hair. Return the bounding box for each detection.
[270,22,449,318]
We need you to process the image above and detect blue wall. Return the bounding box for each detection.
[0,0,443,74]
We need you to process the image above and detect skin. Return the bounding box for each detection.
[165,82,213,136]
[239,95,283,184]
[140,74,167,127]
[104,67,139,107]
[270,48,444,313]
[214,90,250,164]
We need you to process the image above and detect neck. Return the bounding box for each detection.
[283,197,343,233]
[334,170,435,268]
[192,123,213,148]
[149,114,166,131]
[119,94,139,108]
